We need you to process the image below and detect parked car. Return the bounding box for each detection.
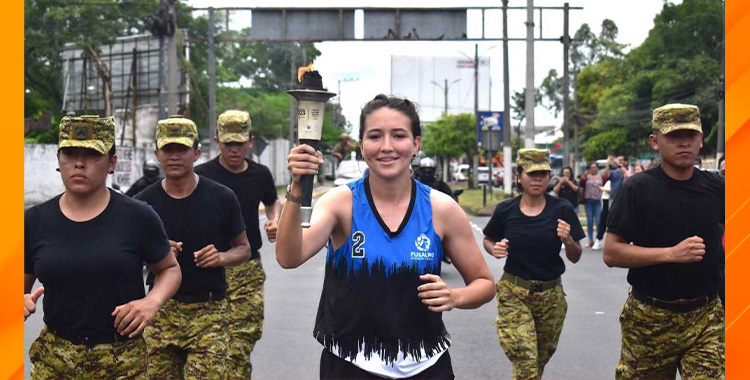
[452,164,471,182]
[477,167,491,184]
[333,160,369,186]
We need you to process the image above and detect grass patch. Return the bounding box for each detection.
[455,183,512,216]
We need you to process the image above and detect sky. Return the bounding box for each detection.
[186,0,683,140]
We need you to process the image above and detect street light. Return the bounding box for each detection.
[335,77,359,127]
[458,44,498,111]
[431,78,461,115]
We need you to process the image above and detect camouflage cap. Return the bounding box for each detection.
[58,115,115,155]
[156,115,198,149]
[217,110,251,143]
[516,148,551,173]
[652,104,702,135]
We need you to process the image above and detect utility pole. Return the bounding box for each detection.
[208,7,217,157]
[336,77,359,128]
[524,0,535,148]
[474,44,479,119]
[158,0,167,120]
[562,3,571,167]
[166,0,179,116]
[478,43,494,198]
[443,78,449,114]
[502,0,512,195]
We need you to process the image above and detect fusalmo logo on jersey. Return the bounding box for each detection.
[411,234,435,261]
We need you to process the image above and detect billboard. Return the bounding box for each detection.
[390,55,490,123]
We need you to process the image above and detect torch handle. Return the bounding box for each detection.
[298,139,320,228]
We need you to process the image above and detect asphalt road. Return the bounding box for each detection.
[24,214,630,380]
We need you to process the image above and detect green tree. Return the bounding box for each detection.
[175,8,332,140]
[421,113,477,159]
[25,0,160,119]
[422,114,477,185]
[25,1,339,143]
[582,129,628,161]
[581,0,722,156]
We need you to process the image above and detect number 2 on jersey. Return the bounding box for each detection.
[352,231,365,258]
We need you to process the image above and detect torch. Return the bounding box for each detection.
[287,65,336,228]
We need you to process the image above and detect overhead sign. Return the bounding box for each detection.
[363,9,467,40]
[251,10,356,40]
[246,8,468,41]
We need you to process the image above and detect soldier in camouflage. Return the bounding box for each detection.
[25,115,181,379]
[604,104,725,379]
[136,115,252,379]
[195,110,281,379]
[482,148,585,380]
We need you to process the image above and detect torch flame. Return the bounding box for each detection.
[297,63,314,82]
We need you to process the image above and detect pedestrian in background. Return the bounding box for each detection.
[593,179,611,250]
[136,115,252,379]
[125,160,162,197]
[277,94,495,379]
[194,110,281,379]
[483,149,584,380]
[25,115,181,379]
[416,157,452,197]
[580,162,610,248]
[633,163,645,174]
[553,166,580,214]
[332,132,356,167]
[604,104,725,379]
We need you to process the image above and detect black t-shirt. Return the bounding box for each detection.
[418,176,453,197]
[483,193,585,281]
[195,157,277,252]
[24,190,170,337]
[606,165,724,300]
[557,182,579,208]
[125,175,161,197]
[135,176,246,298]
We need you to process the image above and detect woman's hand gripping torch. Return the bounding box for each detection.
[287,65,336,228]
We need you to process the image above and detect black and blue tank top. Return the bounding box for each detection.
[313,176,450,364]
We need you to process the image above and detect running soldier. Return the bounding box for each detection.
[195,110,280,379]
[136,115,252,379]
[25,115,181,379]
[482,148,584,380]
[604,104,724,379]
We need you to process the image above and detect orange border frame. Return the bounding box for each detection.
[6,1,746,379]
[725,1,747,379]
[5,1,24,379]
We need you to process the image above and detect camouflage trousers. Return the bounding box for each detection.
[616,293,724,380]
[495,275,568,380]
[144,298,228,380]
[29,326,147,380]
[225,257,266,380]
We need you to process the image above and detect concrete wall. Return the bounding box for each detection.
[25,139,293,206]
[256,138,291,187]
[113,105,159,148]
